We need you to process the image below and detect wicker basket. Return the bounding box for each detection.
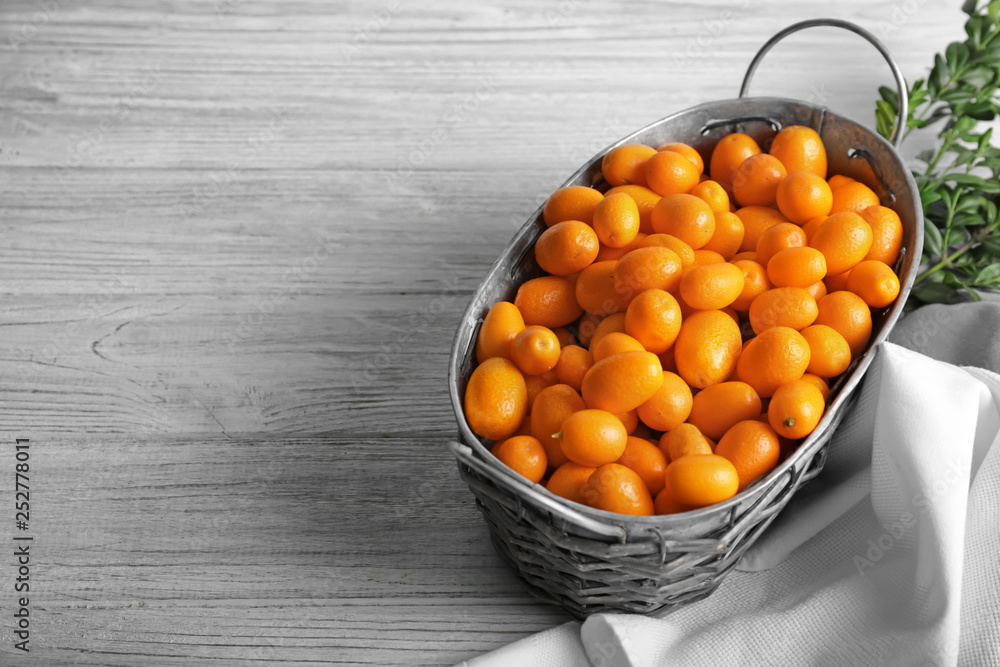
[447,19,924,620]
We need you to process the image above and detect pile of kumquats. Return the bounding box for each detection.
[464,126,903,516]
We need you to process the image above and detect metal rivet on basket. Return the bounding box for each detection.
[847,147,897,204]
[700,115,782,135]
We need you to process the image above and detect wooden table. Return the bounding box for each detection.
[0,1,962,664]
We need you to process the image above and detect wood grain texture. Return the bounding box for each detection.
[2,436,569,665]
[0,0,964,664]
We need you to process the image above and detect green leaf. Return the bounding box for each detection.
[920,188,943,208]
[946,173,1000,193]
[953,213,988,227]
[963,65,998,87]
[947,42,970,70]
[955,194,988,212]
[978,127,994,152]
[879,85,899,110]
[976,262,1000,283]
[954,115,979,133]
[981,237,1000,255]
[876,100,896,140]
[929,55,949,97]
[911,282,957,304]
[889,0,1000,300]
[985,199,998,222]
[940,186,956,211]
[966,15,985,45]
[962,99,999,120]
[940,88,978,104]
[922,270,947,284]
[942,271,969,288]
[949,145,977,167]
[926,106,953,124]
[925,219,945,256]
[977,50,1000,67]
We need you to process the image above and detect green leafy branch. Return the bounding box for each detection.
[876,0,1000,305]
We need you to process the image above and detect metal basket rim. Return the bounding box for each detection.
[448,94,923,536]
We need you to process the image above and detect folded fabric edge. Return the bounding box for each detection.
[459,620,586,667]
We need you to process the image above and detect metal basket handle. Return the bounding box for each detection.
[739,18,908,150]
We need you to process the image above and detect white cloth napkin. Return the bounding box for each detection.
[463,302,1000,667]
